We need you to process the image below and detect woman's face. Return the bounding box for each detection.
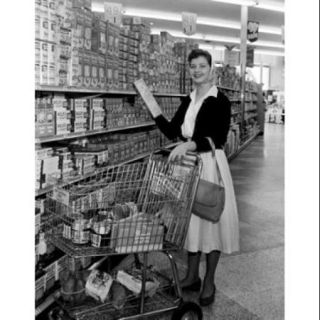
[189,56,212,85]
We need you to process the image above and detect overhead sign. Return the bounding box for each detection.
[224,50,240,66]
[247,20,259,43]
[104,2,123,25]
[182,12,197,36]
[246,47,254,67]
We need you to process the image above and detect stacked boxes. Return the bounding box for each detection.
[52,95,72,135]
[173,40,199,94]
[68,28,81,87]
[98,54,106,89]
[35,98,55,138]
[35,3,200,94]
[35,0,59,86]
[74,153,96,175]
[122,17,151,89]
[91,14,107,55]
[119,19,141,91]
[91,14,107,89]
[55,147,75,180]
[106,22,121,90]
[90,98,106,130]
[105,98,124,129]
[72,98,90,132]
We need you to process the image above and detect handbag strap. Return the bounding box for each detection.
[206,137,216,155]
[206,137,224,185]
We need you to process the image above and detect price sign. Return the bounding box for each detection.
[182,12,197,36]
[247,20,259,43]
[104,2,122,25]
[225,50,240,66]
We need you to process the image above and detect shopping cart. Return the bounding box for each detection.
[45,152,203,320]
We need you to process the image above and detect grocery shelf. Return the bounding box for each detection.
[36,85,257,96]
[153,92,186,97]
[36,85,187,97]
[36,85,137,95]
[36,122,156,144]
[228,131,260,162]
[35,142,180,197]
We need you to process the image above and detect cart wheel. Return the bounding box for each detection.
[171,301,203,320]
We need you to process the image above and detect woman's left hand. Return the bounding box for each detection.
[168,141,196,162]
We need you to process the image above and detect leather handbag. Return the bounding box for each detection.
[192,138,225,223]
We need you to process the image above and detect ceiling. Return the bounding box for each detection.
[92,0,285,56]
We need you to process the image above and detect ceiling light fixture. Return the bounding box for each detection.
[210,0,285,12]
[210,0,258,6]
[255,49,285,56]
[91,4,282,35]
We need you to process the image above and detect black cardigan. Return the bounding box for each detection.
[154,90,231,152]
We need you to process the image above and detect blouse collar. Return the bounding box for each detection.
[190,85,218,102]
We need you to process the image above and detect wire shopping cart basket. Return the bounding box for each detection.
[45,152,203,320]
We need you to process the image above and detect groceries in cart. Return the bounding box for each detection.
[46,159,198,256]
[85,269,113,303]
[59,264,160,312]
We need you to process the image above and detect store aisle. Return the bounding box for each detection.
[175,123,285,320]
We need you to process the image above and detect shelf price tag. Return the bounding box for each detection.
[134,79,162,118]
[104,2,122,26]
[182,12,197,36]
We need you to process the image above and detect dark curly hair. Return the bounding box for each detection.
[187,49,212,67]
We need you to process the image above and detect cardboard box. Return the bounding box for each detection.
[92,16,107,54]
[90,53,99,88]
[98,54,106,89]
[83,10,92,50]
[111,213,164,253]
[83,51,91,88]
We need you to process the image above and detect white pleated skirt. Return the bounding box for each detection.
[184,150,240,254]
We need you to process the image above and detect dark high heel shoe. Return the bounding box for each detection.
[199,284,216,306]
[180,277,202,291]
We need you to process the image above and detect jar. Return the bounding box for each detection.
[91,214,113,248]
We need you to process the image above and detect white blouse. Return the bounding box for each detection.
[181,85,218,139]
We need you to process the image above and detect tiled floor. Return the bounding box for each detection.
[173,123,285,320]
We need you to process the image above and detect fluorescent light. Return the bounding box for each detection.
[210,0,285,12]
[255,50,285,56]
[91,4,282,35]
[210,0,257,6]
[256,1,285,12]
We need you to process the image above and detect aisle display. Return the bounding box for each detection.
[35,0,263,317]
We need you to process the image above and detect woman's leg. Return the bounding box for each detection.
[180,251,201,287]
[201,250,221,298]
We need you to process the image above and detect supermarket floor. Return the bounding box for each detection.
[172,123,285,320]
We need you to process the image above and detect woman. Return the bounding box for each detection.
[153,49,239,306]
